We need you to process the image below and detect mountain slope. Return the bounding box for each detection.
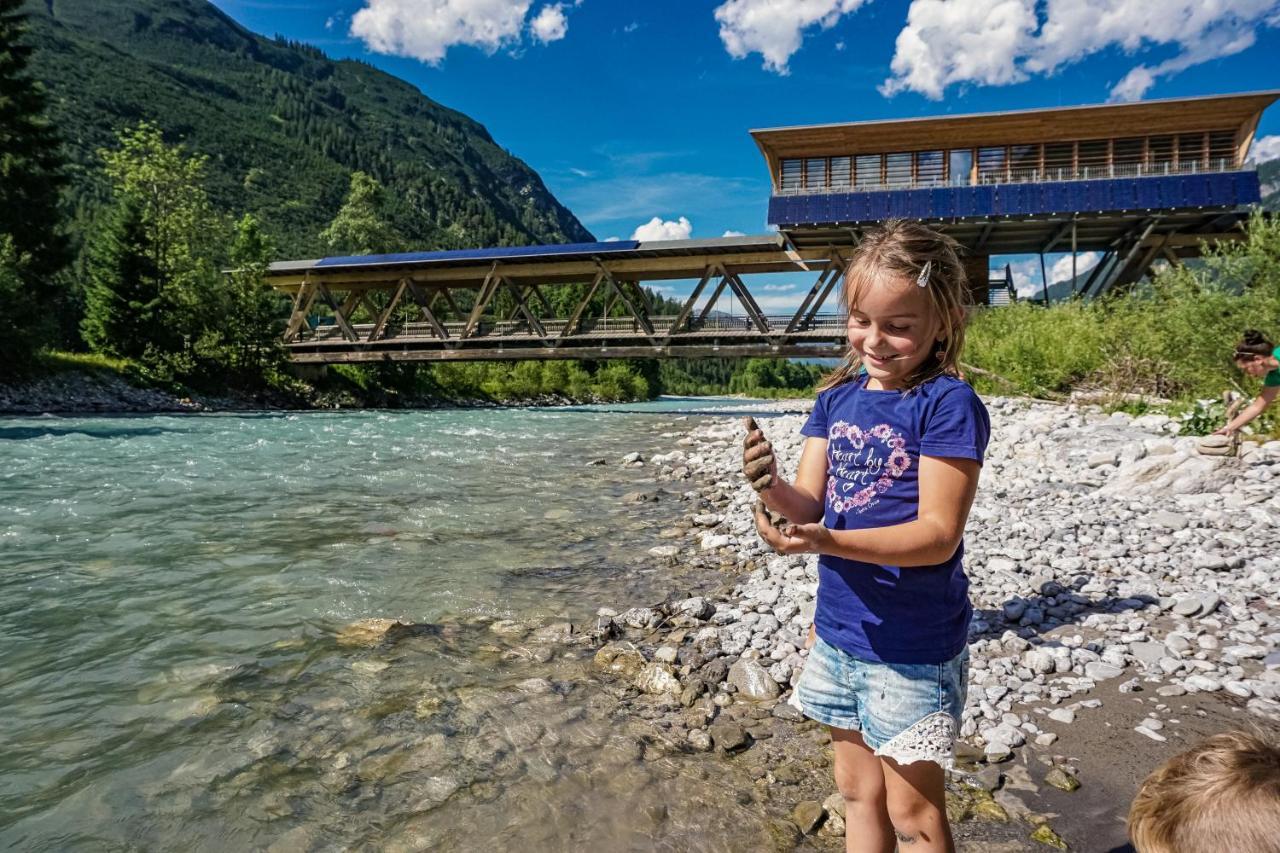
[23,0,592,257]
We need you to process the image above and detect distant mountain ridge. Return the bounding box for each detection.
[23,0,593,257]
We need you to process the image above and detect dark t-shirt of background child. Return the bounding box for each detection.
[800,373,991,664]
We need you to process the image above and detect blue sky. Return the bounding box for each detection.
[211,0,1280,303]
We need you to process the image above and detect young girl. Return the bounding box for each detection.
[742,220,988,853]
[1215,329,1280,435]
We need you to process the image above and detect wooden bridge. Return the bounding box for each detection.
[265,236,852,363]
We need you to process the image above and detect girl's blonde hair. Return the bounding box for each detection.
[818,220,970,392]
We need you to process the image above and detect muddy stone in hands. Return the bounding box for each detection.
[742,416,777,492]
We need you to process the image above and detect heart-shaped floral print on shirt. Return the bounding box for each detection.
[825,421,912,513]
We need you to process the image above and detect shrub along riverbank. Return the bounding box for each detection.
[964,214,1280,435]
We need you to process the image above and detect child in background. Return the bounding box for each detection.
[1215,329,1280,436]
[1127,730,1280,853]
[742,220,988,853]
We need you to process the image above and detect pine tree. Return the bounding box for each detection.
[81,196,167,359]
[319,171,400,256]
[222,213,285,382]
[0,0,68,369]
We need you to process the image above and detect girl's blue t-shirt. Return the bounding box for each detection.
[800,373,990,664]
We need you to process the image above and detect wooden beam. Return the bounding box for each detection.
[785,253,843,333]
[558,271,606,341]
[368,278,409,341]
[316,283,359,342]
[463,264,501,339]
[501,276,548,339]
[664,265,717,344]
[283,279,318,341]
[597,263,655,338]
[405,279,450,339]
[726,271,771,333]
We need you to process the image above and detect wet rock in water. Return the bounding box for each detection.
[515,677,555,695]
[531,622,573,643]
[687,729,713,751]
[710,721,750,752]
[336,618,406,647]
[762,819,802,851]
[634,662,681,695]
[621,451,644,466]
[1044,766,1080,792]
[792,800,825,835]
[680,678,707,707]
[648,545,680,558]
[593,643,646,679]
[1030,824,1068,849]
[488,619,527,637]
[728,659,781,701]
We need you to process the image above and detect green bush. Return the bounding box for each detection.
[964,213,1280,405]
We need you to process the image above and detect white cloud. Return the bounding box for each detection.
[530,3,569,43]
[1006,251,1102,299]
[760,282,799,291]
[632,216,693,241]
[1247,134,1280,164]
[714,0,870,74]
[722,229,746,237]
[603,236,621,242]
[882,0,1280,100]
[350,0,535,64]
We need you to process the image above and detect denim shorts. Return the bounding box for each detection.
[794,636,969,768]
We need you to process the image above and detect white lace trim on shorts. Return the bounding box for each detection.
[871,710,957,768]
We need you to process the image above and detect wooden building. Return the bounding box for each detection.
[753,91,1277,302]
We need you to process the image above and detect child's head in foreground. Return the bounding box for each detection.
[1127,729,1280,853]
[821,219,969,392]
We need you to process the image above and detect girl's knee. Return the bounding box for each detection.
[885,786,945,835]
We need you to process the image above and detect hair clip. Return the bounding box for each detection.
[916,260,932,288]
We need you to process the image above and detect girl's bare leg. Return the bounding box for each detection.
[880,755,954,852]
[831,727,894,853]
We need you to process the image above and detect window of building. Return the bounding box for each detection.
[1208,130,1236,169]
[780,159,803,191]
[804,157,828,189]
[855,154,882,188]
[1009,144,1040,179]
[1148,136,1174,171]
[1114,137,1143,172]
[948,149,973,186]
[1077,139,1108,176]
[830,156,852,188]
[884,152,912,187]
[977,147,1006,183]
[1043,142,1074,180]
[1177,133,1205,169]
[916,150,944,185]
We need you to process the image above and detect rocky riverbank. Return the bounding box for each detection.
[0,368,615,415]
[583,395,1280,851]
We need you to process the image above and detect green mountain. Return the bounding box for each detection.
[22,0,593,258]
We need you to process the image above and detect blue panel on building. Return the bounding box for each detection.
[769,171,1260,226]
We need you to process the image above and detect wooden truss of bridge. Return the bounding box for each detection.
[265,236,854,363]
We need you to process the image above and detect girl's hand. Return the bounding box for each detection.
[742,416,778,492]
[1213,425,1236,436]
[753,501,830,555]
